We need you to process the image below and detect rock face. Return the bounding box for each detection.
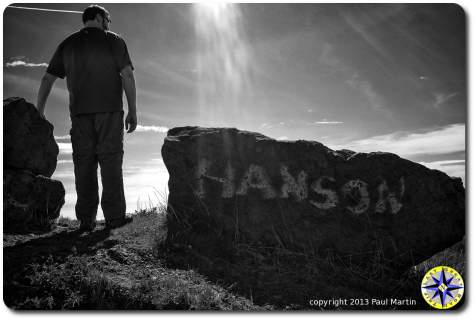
[162,127,465,272]
[4,97,65,232]
[4,97,59,176]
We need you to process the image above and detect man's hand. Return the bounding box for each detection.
[125,112,137,133]
[120,65,137,133]
[37,72,57,119]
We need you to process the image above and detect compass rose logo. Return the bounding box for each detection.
[421,266,464,309]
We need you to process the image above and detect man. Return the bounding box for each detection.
[37,5,137,232]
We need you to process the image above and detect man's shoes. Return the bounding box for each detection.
[79,221,96,232]
[105,217,133,230]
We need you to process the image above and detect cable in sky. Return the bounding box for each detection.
[7,5,82,14]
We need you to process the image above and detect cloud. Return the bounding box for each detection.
[123,159,169,211]
[55,135,70,140]
[319,43,341,68]
[53,155,170,219]
[58,142,72,154]
[135,125,169,133]
[277,136,289,140]
[314,120,344,125]
[10,55,26,60]
[418,160,465,182]
[149,158,165,164]
[57,160,73,164]
[5,60,48,68]
[433,92,458,109]
[319,43,391,118]
[4,73,69,100]
[260,123,273,129]
[330,123,465,157]
[52,172,74,179]
[346,73,388,115]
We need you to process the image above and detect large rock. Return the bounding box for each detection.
[4,169,65,231]
[162,127,465,272]
[4,97,58,177]
[3,97,65,232]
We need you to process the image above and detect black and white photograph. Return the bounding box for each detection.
[2,2,466,311]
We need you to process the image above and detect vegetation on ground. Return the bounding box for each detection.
[4,204,465,310]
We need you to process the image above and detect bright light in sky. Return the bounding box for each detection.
[196,2,230,15]
[193,2,252,126]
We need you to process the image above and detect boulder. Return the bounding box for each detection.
[162,126,465,273]
[4,169,65,231]
[3,97,65,232]
[4,97,59,177]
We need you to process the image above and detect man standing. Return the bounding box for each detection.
[37,5,137,231]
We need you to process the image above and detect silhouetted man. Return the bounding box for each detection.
[37,5,137,231]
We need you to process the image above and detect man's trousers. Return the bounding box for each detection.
[70,111,126,224]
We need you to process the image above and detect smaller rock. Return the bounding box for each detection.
[4,169,65,232]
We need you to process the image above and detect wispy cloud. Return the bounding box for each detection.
[433,92,459,109]
[51,171,74,179]
[123,159,169,211]
[330,123,465,157]
[260,123,273,129]
[57,159,73,164]
[53,155,169,219]
[135,125,169,133]
[418,160,465,182]
[346,73,388,115]
[5,60,48,68]
[58,142,72,154]
[10,55,26,60]
[54,135,70,140]
[314,120,344,125]
[319,43,390,117]
[4,73,69,99]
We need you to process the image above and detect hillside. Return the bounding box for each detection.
[3,205,465,310]
[4,207,266,310]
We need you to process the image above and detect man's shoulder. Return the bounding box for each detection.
[105,30,126,42]
[58,29,85,47]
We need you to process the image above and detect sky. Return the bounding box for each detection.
[3,3,466,220]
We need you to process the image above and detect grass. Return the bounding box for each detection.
[5,198,465,310]
[159,225,466,310]
[5,207,262,310]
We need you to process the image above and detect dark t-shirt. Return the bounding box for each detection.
[47,27,134,116]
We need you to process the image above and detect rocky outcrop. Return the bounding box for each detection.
[4,97,65,232]
[4,97,59,176]
[162,126,465,273]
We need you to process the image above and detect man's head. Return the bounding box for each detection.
[82,5,110,30]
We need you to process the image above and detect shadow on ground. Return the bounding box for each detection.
[159,238,465,310]
[4,224,116,307]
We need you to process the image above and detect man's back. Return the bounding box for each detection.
[37,4,137,231]
[47,27,133,116]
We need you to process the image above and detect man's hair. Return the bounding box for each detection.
[82,5,109,24]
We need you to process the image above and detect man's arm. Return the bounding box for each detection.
[120,65,137,133]
[36,72,58,119]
